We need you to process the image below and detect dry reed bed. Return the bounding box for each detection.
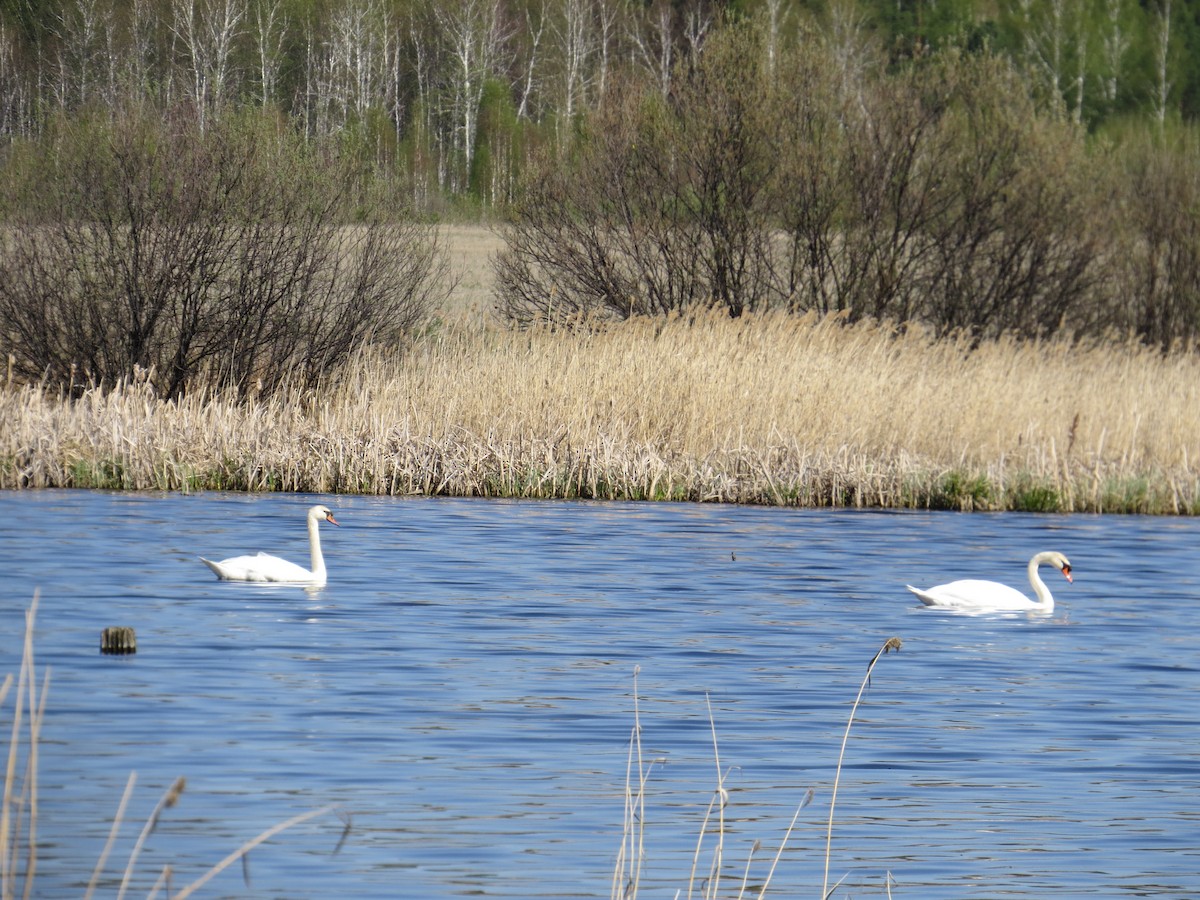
[3,312,1198,512]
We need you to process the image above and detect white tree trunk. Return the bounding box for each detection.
[433,0,510,188]
[1152,0,1173,124]
[171,0,244,129]
[253,0,287,107]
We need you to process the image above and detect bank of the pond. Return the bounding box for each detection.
[3,312,1198,513]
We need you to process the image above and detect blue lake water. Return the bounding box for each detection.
[1,490,1198,898]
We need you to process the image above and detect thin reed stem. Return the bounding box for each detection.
[1,593,38,900]
[686,789,721,900]
[171,804,336,900]
[144,864,170,900]
[734,838,761,900]
[756,789,813,899]
[20,666,48,900]
[633,674,647,898]
[85,772,137,900]
[117,776,186,900]
[613,666,648,900]
[822,637,903,900]
[696,694,728,900]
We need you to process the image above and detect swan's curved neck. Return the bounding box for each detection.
[1027,556,1054,608]
[308,513,326,581]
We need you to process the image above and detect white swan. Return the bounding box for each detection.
[200,505,340,585]
[907,551,1072,612]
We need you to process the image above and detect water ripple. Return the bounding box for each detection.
[1,492,1198,897]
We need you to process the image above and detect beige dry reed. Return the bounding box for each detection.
[1,592,46,900]
[3,311,1198,512]
[612,639,901,900]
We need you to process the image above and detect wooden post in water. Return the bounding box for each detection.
[100,626,137,655]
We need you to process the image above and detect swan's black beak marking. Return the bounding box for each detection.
[1061,564,1072,583]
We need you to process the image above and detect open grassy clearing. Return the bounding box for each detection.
[3,302,1196,513]
[438,224,505,316]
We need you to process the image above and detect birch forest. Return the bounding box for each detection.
[0,0,1197,207]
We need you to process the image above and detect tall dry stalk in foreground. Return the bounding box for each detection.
[1,592,47,900]
[823,637,904,899]
[91,769,336,897]
[612,666,651,900]
[4,311,1199,511]
[613,671,785,900]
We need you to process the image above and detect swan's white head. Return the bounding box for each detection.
[309,504,340,527]
[1044,551,1071,583]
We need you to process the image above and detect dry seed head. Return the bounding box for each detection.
[165,776,187,807]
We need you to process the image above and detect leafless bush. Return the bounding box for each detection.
[775,51,1106,339]
[496,38,1108,342]
[1109,129,1200,350]
[797,59,957,324]
[905,55,1104,339]
[0,105,448,398]
[495,26,788,325]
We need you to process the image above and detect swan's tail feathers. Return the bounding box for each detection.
[906,585,937,606]
[199,557,224,579]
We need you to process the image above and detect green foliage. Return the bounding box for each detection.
[471,78,521,205]
[1009,480,1062,513]
[933,471,995,510]
[0,0,54,44]
[877,0,980,56]
[69,458,129,490]
[1098,476,1152,514]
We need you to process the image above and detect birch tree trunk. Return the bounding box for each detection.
[433,0,509,191]
[1151,0,1173,125]
[171,0,245,130]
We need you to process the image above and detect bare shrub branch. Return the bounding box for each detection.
[497,38,1107,343]
[0,103,448,399]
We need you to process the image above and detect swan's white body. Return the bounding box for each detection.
[201,505,339,585]
[907,551,1072,612]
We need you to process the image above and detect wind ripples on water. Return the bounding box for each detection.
[1,491,1198,898]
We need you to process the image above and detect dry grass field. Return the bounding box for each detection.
[439,224,506,316]
[3,226,1198,513]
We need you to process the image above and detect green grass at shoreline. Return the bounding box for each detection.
[4,312,1198,514]
[30,458,1193,514]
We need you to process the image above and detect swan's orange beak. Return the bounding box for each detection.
[1060,565,1072,583]
[326,513,340,527]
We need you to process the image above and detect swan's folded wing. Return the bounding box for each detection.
[201,552,314,583]
[909,578,1032,609]
[239,552,314,582]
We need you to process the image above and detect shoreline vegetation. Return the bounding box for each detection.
[4,303,1197,515]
